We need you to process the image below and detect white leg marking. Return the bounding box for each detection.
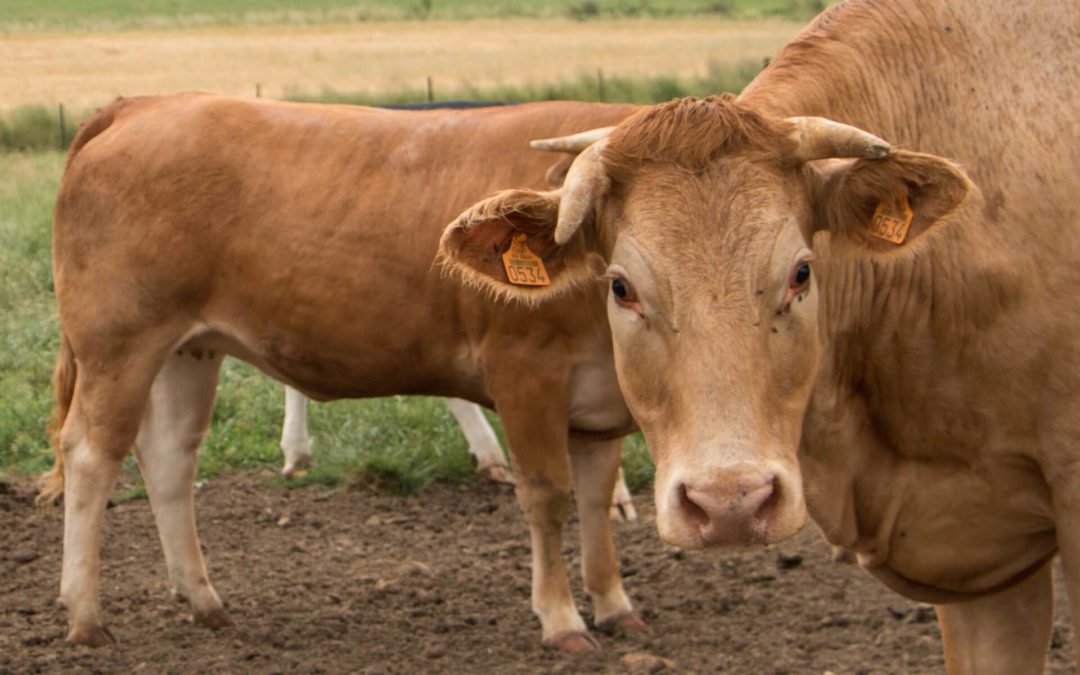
[61,431,124,645]
[280,386,313,477]
[609,466,637,522]
[445,398,513,483]
[135,350,230,628]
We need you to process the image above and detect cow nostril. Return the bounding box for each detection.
[754,475,781,520]
[677,482,710,527]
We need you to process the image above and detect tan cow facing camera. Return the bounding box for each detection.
[443,0,1079,672]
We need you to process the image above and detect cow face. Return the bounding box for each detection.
[441,96,972,550]
[600,157,818,548]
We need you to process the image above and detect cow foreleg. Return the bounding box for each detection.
[568,437,642,632]
[935,561,1052,675]
[494,384,597,652]
[135,350,230,630]
[445,398,512,484]
[280,386,313,477]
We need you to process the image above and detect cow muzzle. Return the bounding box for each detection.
[655,460,805,549]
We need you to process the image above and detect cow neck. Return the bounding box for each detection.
[739,0,964,142]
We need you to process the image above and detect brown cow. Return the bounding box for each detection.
[442,1,1078,672]
[41,96,645,651]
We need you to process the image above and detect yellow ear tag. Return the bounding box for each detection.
[869,195,914,245]
[501,233,551,287]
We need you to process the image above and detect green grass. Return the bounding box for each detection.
[0,150,655,496]
[0,0,825,31]
[298,58,762,107]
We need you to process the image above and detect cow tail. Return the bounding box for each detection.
[37,333,76,505]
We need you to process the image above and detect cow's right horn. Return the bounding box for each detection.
[787,116,890,162]
[554,138,609,245]
[531,126,615,153]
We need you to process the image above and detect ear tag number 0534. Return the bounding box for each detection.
[869,195,914,245]
[501,234,551,286]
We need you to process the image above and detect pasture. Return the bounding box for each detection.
[2,2,1076,673]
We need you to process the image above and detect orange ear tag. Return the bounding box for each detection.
[501,233,551,286]
[869,195,914,245]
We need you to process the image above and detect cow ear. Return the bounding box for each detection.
[438,188,597,303]
[811,150,975,250]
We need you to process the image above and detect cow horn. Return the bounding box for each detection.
[554,138,609,245]
[530,126,615,153]
[787,116,890,162]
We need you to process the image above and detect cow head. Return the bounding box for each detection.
[439,96,973,549]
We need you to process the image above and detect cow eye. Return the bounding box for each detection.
[609,275,637,305]
[791,262,811,289]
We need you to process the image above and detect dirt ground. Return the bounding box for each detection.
[1,472,1074,674]
[0,18,799,111]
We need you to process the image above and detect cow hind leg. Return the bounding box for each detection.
[134,348,230,629]
[444,398,513,484]
[609,466,637,522]
[60,405,126,646]
[935,561,1052,675]
[568,437,641,632]
[59,361,160,645]
[280,386,313,477]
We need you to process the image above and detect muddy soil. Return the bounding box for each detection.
[1,473,1074,674]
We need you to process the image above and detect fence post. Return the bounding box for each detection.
[58,103,66,150]
[255,82,262,98]
[426,76,434,102]
[597,69,605,102]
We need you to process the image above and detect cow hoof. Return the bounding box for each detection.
[545,630,601,653]
[195,608,234,630]
[609,500,638,522]
[597,611,648,636]
[281,453,313,479]
[282,462,311,479]
[67,624,116,647]
[478,463,515,485]
[830,546,856,564]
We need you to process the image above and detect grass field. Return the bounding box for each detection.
[0,0,799,494]
[0,150,655,494]
[0,0,824,31]
[0,17,798,113]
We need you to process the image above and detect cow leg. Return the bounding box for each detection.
[60,404,125,646]
[494,391,596,652]
[935,561,1052,675]
[134,349,229,629]
[280,386,313,477]
[568,437,641,631]
[60,363,158,646]
[609,466,637,522]
[444,398,512,484]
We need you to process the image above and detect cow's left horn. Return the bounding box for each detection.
[554,138,609,245]
[531,126,615,153]
[787,116,890,162]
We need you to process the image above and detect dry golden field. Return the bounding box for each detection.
[0,18,800,110]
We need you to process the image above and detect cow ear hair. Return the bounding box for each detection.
[809,150,975,250]
[438,188,597,304]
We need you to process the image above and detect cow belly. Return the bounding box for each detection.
[177,323,482,402]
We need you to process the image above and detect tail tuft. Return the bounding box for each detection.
[36,335,76,506]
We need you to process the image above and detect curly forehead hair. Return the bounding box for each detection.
[600,94,795,181]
